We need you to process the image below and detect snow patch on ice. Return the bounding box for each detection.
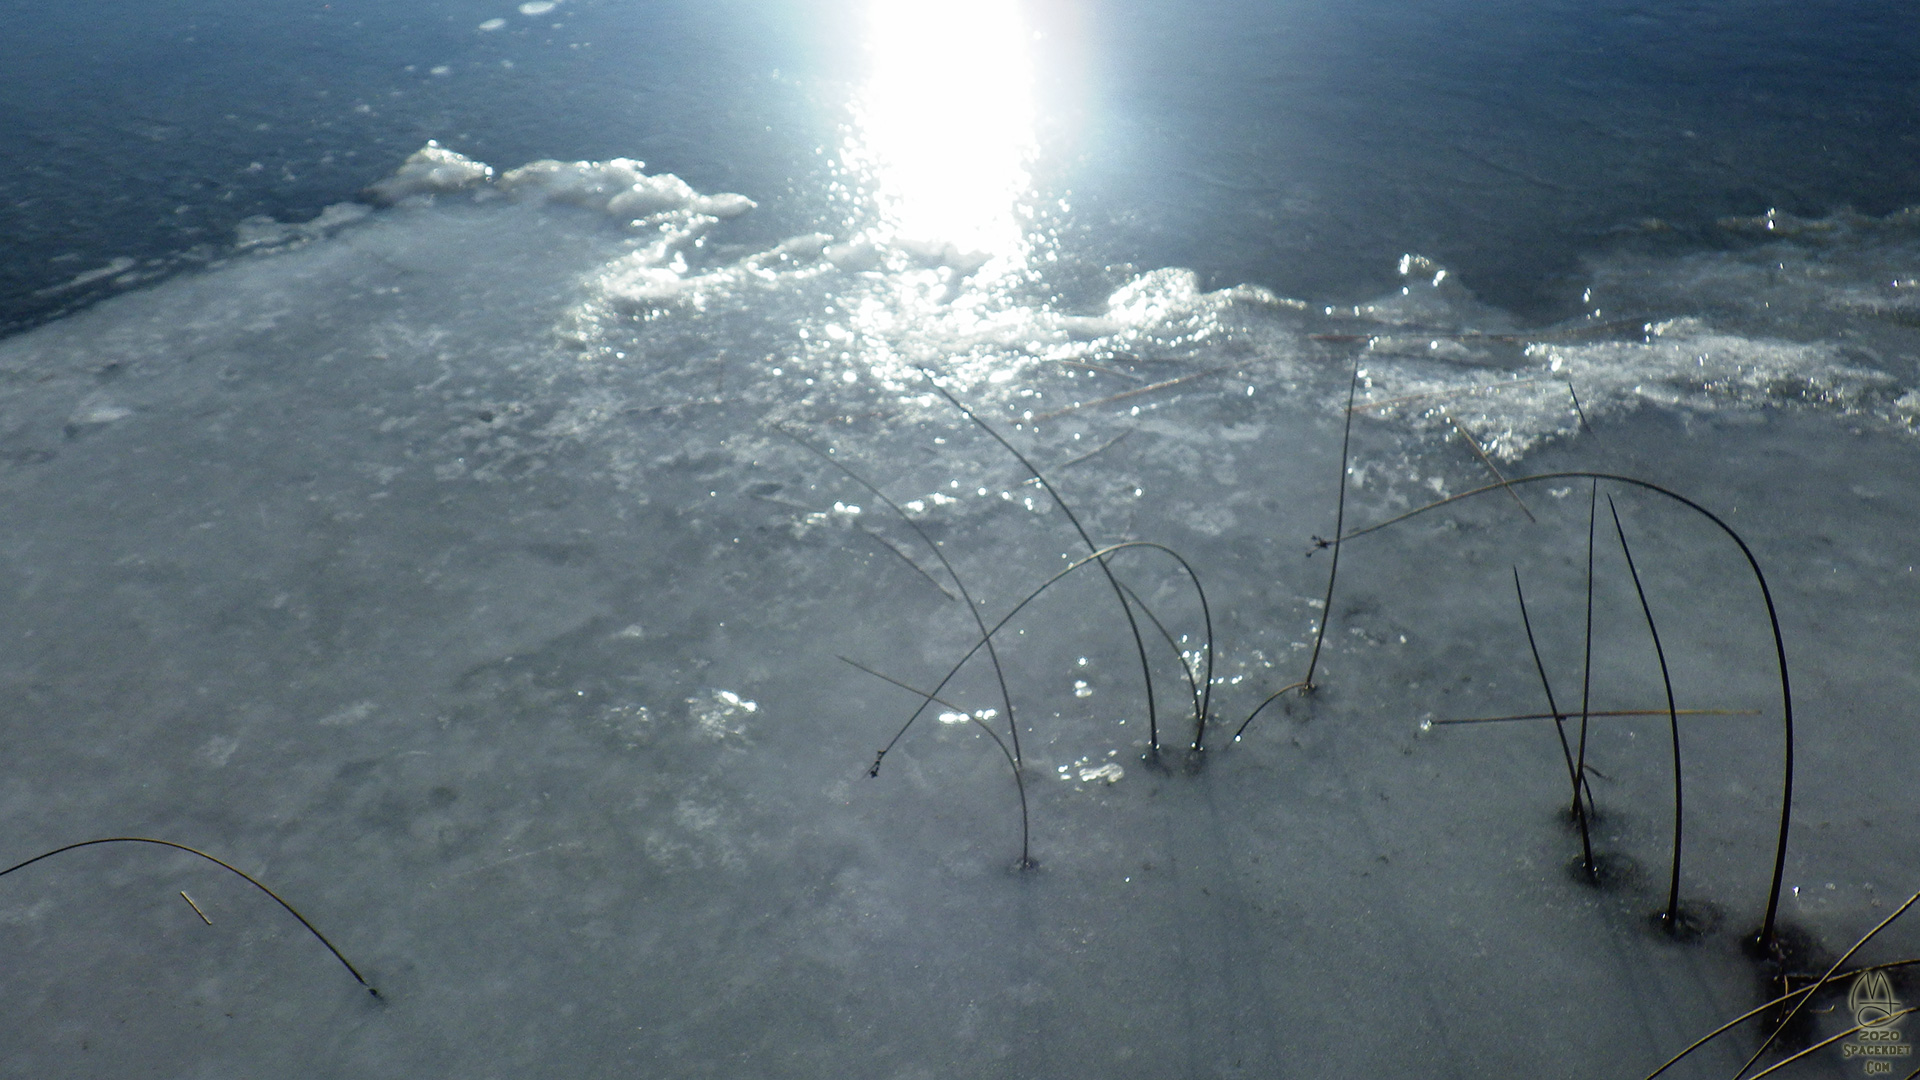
[66,397,131,428]
[35,256,137,296]
[689,689,758,740]
[199,735,240,767]
[363,141,495,204]
[497,158,754,220]
[233,202,372,252]
[317,701,376,726]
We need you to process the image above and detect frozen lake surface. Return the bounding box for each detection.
[3,2,1919,1078]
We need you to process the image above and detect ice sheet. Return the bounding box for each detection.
[1,155,1917,1078]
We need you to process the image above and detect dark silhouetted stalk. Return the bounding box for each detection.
[1573,480,1599,877]
[1343,471,1795,953]
[1117,580,1204,746]
[1512,567,1581,799]
[1609,495,1685,930]
[1230,681,1309,743]
[1512,566,1592,869]
[1568,381,1593,433]
[1303,357,1360,690]
[1435,708,1749,727]
[1234,357,1365,743]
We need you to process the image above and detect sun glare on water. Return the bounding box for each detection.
[844,0,1038,279]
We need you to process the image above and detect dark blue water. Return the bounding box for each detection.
[5,0,1916,334]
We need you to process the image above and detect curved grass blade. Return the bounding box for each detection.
[866,541,1211,766]
[1573,480,1599,876]
[921,372,1174,751]
[1117,579,1204,744]
[779,425,1024,768]
[1641,957,1920,1080]
[1229,681,1310,743]
[1745,1006,1918,1080]
[1436,708,1752,726]
[838,656,1033,869]
[1512,566,1587,848]
[0,836,378,996]
[1303,356,1361,690]
[1609,494,1686,930]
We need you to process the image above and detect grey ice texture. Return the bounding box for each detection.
[2,153,1920,1078]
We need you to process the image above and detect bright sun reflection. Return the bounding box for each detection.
[845,0,1037,278]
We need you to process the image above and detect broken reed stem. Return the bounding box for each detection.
[779,427,1025,769]
[1608,495,1686,930]
[1449,416,1535,523]
[1744,1007,1919,1080]
[1056,429,1134,471]
[1310,317,1645,348]
[858,522,960,601]
[1045,358,1144,382]
[179,890,213,924]
[1303,357,1361,691]
[838,657,1033,868]
[1342,470,1795,952]
[922,372,1168,753]
[0,837,377,996]
[1568,381,1594,433]
[1434,708,1751,726]
[1029,368,1224,423]
[1349,376,1546,415]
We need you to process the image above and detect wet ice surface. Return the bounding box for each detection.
[2,175,1919,1078]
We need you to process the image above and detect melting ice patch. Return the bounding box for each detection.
[688,689,758,741]
[15,145,1920,530]
[1276,250,1920,460]
[1057,753,1125,784]
[1345,314,1902,461]
[323,145,1920,478]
